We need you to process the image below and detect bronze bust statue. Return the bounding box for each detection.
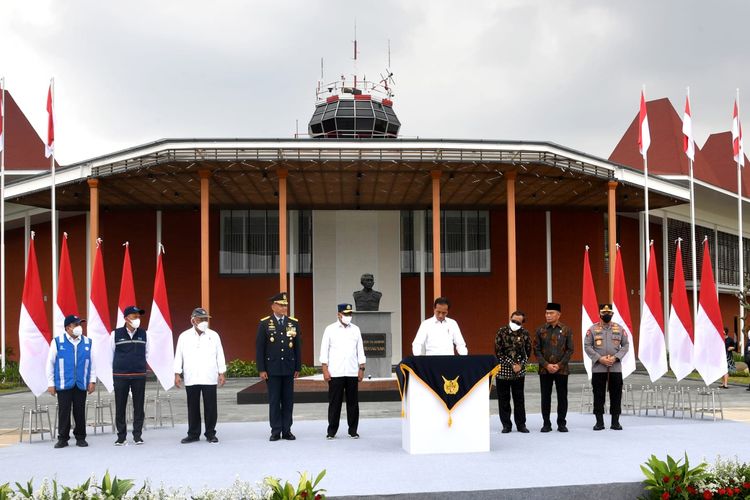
[353,273,382,311]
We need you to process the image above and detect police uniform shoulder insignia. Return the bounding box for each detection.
[261,315,270,321]
[612,324,621,333]
[586,330,592,337]
[288,316,298,322]
[593,326,602,334]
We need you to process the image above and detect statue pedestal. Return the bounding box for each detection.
[352,311,392,378]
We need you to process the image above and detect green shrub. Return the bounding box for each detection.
[299,364,319,377]
[525,363,539,374]
[266,470,326,500]
[226,359,259,378]
[639,453,706,499]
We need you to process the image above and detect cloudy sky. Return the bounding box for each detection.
[1,0,748,165]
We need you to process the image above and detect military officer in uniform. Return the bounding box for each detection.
[256,292,302,441]
[584,304,630,431]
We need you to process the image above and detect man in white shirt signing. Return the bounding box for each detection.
[174,308,227,444]
[412,297,468,356]
[320,303,366,439]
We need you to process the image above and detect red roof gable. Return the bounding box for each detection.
[701,131,750,197]
[609,97,721,187]
[3,90,53,170]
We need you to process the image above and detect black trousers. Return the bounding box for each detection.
[539,373,568,426]
[57,387,87,442]
[327,377,359,436]
[496,377,526,429]
[114,377,146,440]
[592,372,623,416]
[185,384,218,439]
[267,375,294,435]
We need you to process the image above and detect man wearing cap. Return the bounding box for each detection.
[174,308,227,444]
[47,315,96,448]
[256,292,302,441]
[412,297,468,356]
[320,303,366,439]
[584,304,630,431]
[535,302,574,433]
[111,305,149,446]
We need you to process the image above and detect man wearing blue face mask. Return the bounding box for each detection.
[494,311,532,434]
[111,305,149,446]
[47,315,96,448]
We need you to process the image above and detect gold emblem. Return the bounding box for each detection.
[288,341,293,348]
[442,375,460,395]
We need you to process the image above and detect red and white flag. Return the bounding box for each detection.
[638,243,667,382]
[147,245,174,391]
[694,238,728,385]
[88,239,113,392]
[18,232,51,396]
[45,84,54,158]
[116,242,136,329]
[668,239,694,381]
[683,94,695,161]
[581,246,599,380]
[638,90,651,159]
[733,99,744,165]
[53,233,79,337]
[612,246,636,378]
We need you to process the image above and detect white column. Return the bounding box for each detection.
[662,212,669,344]
[639,212,645,315]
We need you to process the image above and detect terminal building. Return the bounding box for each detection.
[1,79,748,368]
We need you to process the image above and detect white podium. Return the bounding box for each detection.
[401,373,492,454]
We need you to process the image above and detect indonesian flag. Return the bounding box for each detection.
[53,233,79,337]
[18,232,51,396]
[693,238,728,385]
[638,90,651,159]
[88,239,114,392]
[581,246,599,380]
[638,243,668,382]
[116,242,136,329]
[45,84,54,158]
[146,245,174,391]
[683,94,695,161]
[733,99,744,165]
[667,239,694,381]
[612,246,636,378]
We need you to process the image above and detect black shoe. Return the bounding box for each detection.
[181,436,199,444]
[348,433,359,439]
[133,437,144,445]
[610,415,622,430]
[269,434,281,442]
[557,425,569,433]
[207,436,219,443]
[540,424,552,433]
[114,438,126,446]
[517,426,530,433]
[75,439,88,447]
[326,434,335,440]
[501,427,512,434]
[282,433,296,441]
[54,440,68,449]
[593,422,605,431]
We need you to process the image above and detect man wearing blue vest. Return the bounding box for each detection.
[47,315,96,448]
[111,305,149,446]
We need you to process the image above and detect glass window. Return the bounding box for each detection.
[667,218,716,284]
[220,210,313,275]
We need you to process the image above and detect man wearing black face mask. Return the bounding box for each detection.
[584,304,630,431]
[494,311,532,433]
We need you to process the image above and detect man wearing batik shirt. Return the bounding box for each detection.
[494,310,532,434]
[535,302,574,433]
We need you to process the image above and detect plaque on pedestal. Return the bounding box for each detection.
[352,311,392,378]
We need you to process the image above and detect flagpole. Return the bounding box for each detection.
[0,77,5,373]
[50,78,57,313]
[687,87,698,322]
[737,88,744,344]
[643,85,650,265]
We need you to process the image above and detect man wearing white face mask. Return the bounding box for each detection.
[494,311,532,434]
[47,315,96,448]
[174,308,226,444]
[320,303,366,439]
[111,305,149,446]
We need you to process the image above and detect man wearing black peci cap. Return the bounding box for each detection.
[535,302,574,433]
[47,315,96,448]
[111,305,149,446]
[256,292,302,441]
[584,304,630,430]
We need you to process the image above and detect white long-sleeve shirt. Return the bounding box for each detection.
[319,320,366,377]
[46,333,97,387]
[412,316,468,356]
[173,327,227,386]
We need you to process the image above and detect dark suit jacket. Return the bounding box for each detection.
[256,315,302,376]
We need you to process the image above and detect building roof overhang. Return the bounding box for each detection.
[5,138,689,211]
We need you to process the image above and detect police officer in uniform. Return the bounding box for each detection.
[584,304,630,431]
[256,292,301,441]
